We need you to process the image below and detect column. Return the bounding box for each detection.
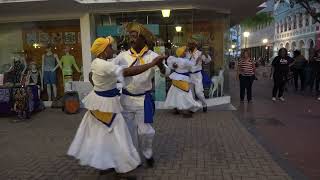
[305,48,309,59]
[297,13,300,29]
[309,14,313,26]
[302,13,306,28]
[80,13,95,82]
[291,15,294,30]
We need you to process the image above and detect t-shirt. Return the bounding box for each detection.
[313,57,320,72]
[238,58,254,76]
[272,56,294,75]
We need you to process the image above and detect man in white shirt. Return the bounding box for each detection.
[114,22,170,168]
[186,39,212,112]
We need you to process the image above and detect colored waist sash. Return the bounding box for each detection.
[174,71,190,76]
[122,88,155,124]
[95,88,120,97]
[91,88,120,127]
[190,70,202,74]
[172,80,190,92]
[90,110,117,128]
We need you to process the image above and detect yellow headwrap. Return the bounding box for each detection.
[176,46,187,57]
[126,22,155,44]
[90,36,114,56]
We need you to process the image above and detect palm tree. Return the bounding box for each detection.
[241,12,274,30]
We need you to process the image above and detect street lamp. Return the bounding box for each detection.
[262,38,269,61]
[231,44,236,49]
[161,9,171,18]
[243,31,250,48]
[262,38,268,44]
[175,26,182,32]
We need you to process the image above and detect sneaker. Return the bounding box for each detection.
[279,97,285,102]
[272,97,276,101]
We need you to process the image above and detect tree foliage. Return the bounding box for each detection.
[281,0,320,23]
[240,12,274,30]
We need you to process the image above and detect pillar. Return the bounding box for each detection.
[80,13,95,82]
[297,13,300,29]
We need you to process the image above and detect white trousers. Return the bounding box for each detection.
[190,72,206,106]
[122,109,155,159]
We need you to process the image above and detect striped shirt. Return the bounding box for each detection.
[238,58,254,76]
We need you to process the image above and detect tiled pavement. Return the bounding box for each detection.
[0,108,292,180]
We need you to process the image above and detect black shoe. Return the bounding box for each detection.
[203,106,207,113]
[173,108,180,115]
[99,168,115,175]
[182,112,193,118]
[146,157,155,168]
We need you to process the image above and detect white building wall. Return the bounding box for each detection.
[241,23,275,49]
[274,1,320,59]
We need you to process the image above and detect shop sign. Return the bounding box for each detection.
[96,24,159,37]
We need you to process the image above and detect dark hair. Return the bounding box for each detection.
[241,50,250,58]
[278,48,288,56]
[293,50,301,57]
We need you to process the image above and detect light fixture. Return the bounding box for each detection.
[243,32,250,38]
[231,44,236,49]
[265,46,268,50]
[32,43,39,48]
[161,9,171,18]
[262,38,268,44]
[175,26,182,32]
[228,49,232,52]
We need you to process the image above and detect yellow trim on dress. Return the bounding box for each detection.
[172,80,190,92]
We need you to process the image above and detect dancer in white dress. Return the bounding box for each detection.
[164,46,202,118]
[67,36,165,174]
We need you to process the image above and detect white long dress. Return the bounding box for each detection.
[164,56,202,112]
[67,58,141,173]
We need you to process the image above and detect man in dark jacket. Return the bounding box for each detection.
[292,50,307,91]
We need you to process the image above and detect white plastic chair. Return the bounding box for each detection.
[209,69,224,98]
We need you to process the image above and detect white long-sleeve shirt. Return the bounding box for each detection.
[186,49,212,72]
[167,56,195,82]
[114,50,170,108]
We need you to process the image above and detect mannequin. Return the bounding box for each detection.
[7,53,27,85]
[26,61,42,97]
[55,46,80,92]
[41,45,60,101]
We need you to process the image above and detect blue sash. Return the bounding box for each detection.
[174,71,190,77]
[191,70,202,74]
[201,70,212,88]
[190,70,212,88]
[95,88,120,97]
[122,89,155,124]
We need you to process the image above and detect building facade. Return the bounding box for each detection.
[274,1,320,59]
[240,0,274,61]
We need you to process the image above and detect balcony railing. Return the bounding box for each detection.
[275,24,319,40]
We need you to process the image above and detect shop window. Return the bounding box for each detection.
[299,13,303,28]
[0,20,82,100]
[94,9,226,97]
[305,14,310,26]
